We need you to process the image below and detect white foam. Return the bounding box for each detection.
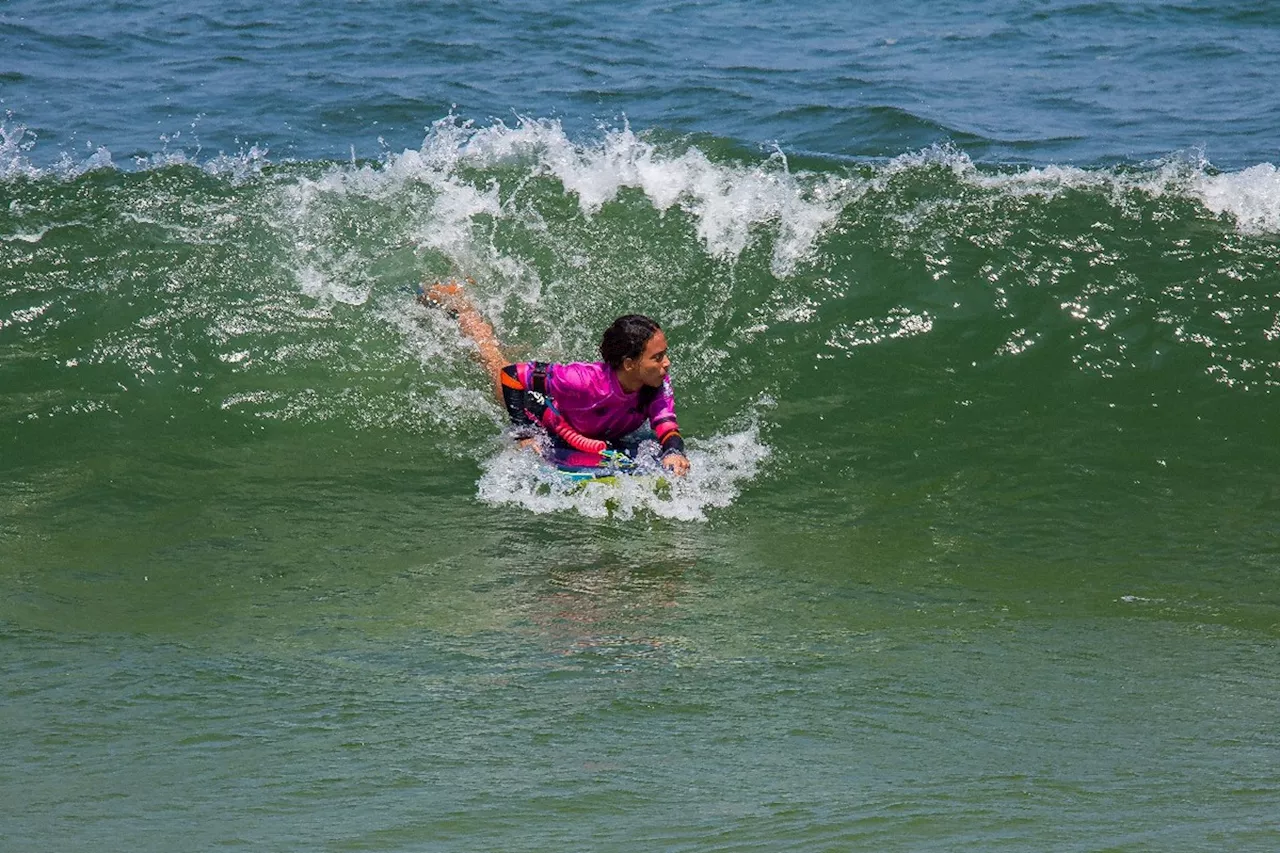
[476,421,770,522]
[359,116,845,277]
[295,263,370,306]
[884,143,1280,236]
[0,226,52,244]
[10,109,1280,243]
[0,120,43,180]
[1190,163,1280,235]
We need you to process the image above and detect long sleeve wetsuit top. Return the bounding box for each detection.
[500,360,684,457]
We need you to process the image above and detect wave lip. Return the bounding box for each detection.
[1191,163,1280,235]
[871,142,1280,237]
[282,116,847,280]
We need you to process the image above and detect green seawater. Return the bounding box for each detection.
[4,125,1279,850]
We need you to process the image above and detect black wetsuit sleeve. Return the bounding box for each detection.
[501,362,550,438]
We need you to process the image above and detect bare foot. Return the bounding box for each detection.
[417,278,508,400]
[418,279,469,315]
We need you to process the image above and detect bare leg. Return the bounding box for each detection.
[420,279,506,402]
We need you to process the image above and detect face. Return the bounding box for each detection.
[622,329,670,389]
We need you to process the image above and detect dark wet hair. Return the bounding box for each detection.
[600,314,661,369]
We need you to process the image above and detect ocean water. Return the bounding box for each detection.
[3,2,1280,851]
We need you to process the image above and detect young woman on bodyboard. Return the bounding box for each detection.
[421,280,690,481]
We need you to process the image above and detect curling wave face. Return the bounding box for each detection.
[4,117,1280,523]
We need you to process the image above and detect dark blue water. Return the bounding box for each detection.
[4,0,1279,170]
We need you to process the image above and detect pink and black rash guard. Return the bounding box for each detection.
[500,360,685,458]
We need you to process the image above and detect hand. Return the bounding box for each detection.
[661,453,690,477]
